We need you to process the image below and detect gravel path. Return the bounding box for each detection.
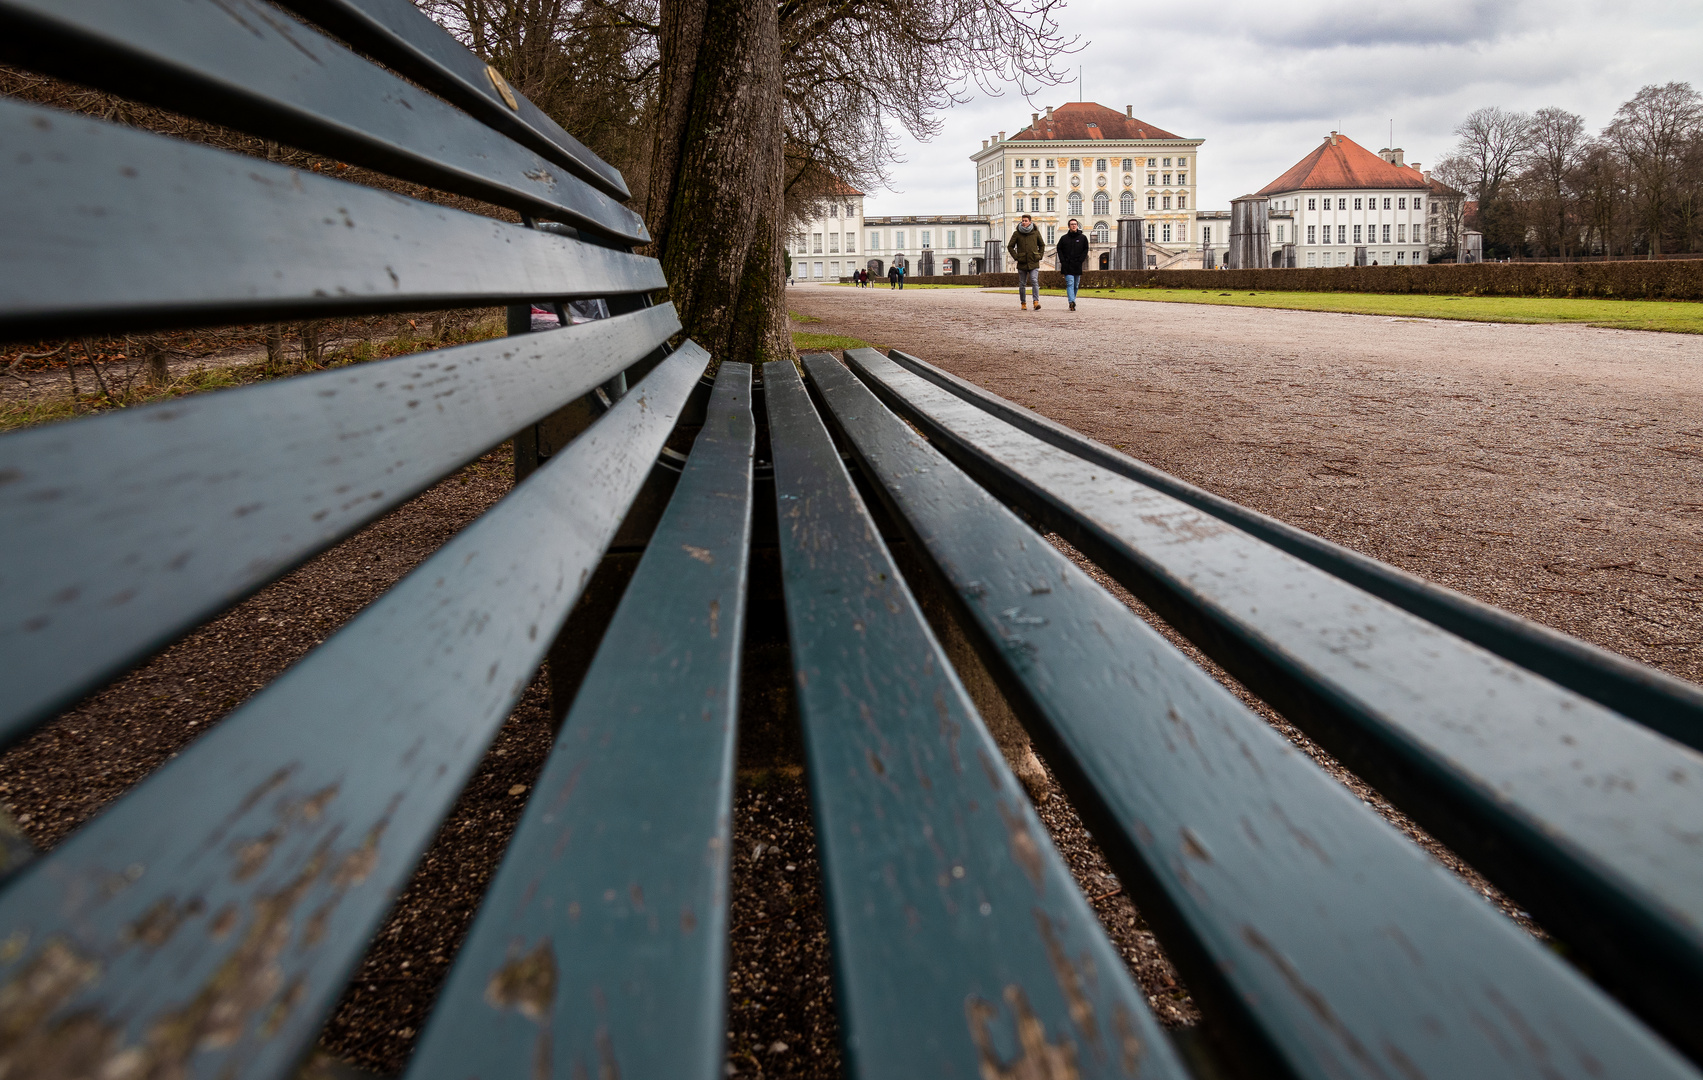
[788,283,1703,684]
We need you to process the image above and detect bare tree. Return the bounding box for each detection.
[1430,154,1475,260]
[1451,106,1534,254]
[1606,82,1703,256]
[1526,107,1586,257]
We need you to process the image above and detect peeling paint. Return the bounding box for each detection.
[1036,911,1100,1051]
[486,939,557,1022]
[966,985,1081,1080]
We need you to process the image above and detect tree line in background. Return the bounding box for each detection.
[1437,82,1703,260]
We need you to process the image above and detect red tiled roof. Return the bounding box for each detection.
[1010,102,1185,142]
[1256,134,1430,195]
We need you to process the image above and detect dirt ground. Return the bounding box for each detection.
[788,283,1703,684]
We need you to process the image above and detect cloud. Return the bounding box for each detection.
[859,0,1703,219]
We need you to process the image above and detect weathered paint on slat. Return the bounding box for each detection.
[0,98,663,341]
[764,358,1191,1080]
[406,363,754,1080]
[812,349,1702,1080]
[0,303,681,745]
[0,0,646,242]
[847,347,1703,1066]
[879,348,1703,751]
[0,346,709,1080]
[274,0,630,200]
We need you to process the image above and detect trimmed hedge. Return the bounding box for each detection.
[898,261,1703,300]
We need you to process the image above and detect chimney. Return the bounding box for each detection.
[999,130,1005,140]
[1126,105,1133,117]
[1045,105,1053,119]
[982,139,988,149]
[1423,169,1432,182]
[1031,112,1039,125]
[1410,162,1421,173]
[1329,131,1339,145]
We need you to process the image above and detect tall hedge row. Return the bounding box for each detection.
[895,261,1703,300]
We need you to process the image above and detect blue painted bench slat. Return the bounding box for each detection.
[846,346,1703,1066]
[809,349,1699,1080]
[764,358,1192,1080]
[0,348,707,1080]
[406,362,754,1080]
[0,0,648,243]
[273,0,631,200]
[0,97,663,342]
[879,348,1703,750]
[0,303,681,741]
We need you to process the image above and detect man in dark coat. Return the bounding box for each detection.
[888,264,901,289]
[1055,218,1090,311]
[1006,214,1046,309]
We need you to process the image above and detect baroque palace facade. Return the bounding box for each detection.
[972,102,1203,269]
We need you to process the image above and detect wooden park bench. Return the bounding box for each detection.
[2,1,1702,1078]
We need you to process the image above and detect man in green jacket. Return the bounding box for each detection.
[1006,214,1047,310]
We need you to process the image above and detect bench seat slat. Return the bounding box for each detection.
[0,98,663,341]
[879,349,1703,750]
[809,350,1699,1080]
[273,0,630,200]
[406,363,754,1080]
[848,347,1703,1063]
[0,0,647,244]
[0,345,709,1080]
[764,359,1191,1080]
[0,300,679,748]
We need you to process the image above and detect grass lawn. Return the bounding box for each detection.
[1011,287,1703,333]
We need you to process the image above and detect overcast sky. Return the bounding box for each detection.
[857,0,1703,217]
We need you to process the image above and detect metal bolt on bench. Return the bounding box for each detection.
[0,1,1700,1078]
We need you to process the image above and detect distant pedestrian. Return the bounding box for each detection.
[1006,214,1046,310]
[1056,218,1089,311]
[860,269,868,287]
[888,264,900,289]
[897,263,906,289]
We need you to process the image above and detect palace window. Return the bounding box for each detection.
[1147,195,1155,210]
[1177,222,1186,242]
[826,204,836,218]
[1162,223,1172,242]
[829,232,838,252]
[1120,192,1135,215]
[1146,158,1156,168]
[1275,224,1285,242]
[1177,156,1187,167]
[1178,193,1187,209]
[1398,198,1407,209]
[1337,225,1346,243]
[1203,226,1211,245]
[1354,224,1362,243]
[1382,224,1391,242]
[1397,224,1405,242]
[1178,172,1186,184]
[972,229,982,246]
[1414,198,1422,211]
[1122,158,1133,171]
[1031,159,1040,168]
[1070,159,1081,171]
[947,230,956,247]
[1095,222,1110,242]
[1068,192,1082,215]
[1162,173,1171,185]
[1161,195,1171,209]
[1147,173,1156,185]
[1030,175,1039,187]
[1307,198,1316,210]
[1146,223,1155,241]
[1046,197,1056,211]
[1307,225,1316,244]
[846,232,855,252]
[1354,198,1363,210]
[1015,196,1024,212]
[1383,198,1392,209]
[1094,192,1109,215]
[1308,252,1317,267]
[1031,197,1041,212]
[1046,159,1054,169]
[1047,224,1056,242]
[1416,225,1424,243]
[895,231,905,248]
[812,233,823,253]
[1396,250,1406,262]
[869,231,880,249]
[1163,158,1171,167]
[1046,174,1055,187]
[1096,158,1107,172]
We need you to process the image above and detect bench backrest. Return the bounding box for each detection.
[3,3,1703,1079]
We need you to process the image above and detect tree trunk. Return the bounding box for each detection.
[646,0,790,367]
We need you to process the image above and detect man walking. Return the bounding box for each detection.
[1056,218,1089,311]
[888,263,901,289]
[1006,214,1046,310]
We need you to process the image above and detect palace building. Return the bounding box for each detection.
[1256,133,1432,267]
[787,181,864,282]
[970,102,1203,269]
